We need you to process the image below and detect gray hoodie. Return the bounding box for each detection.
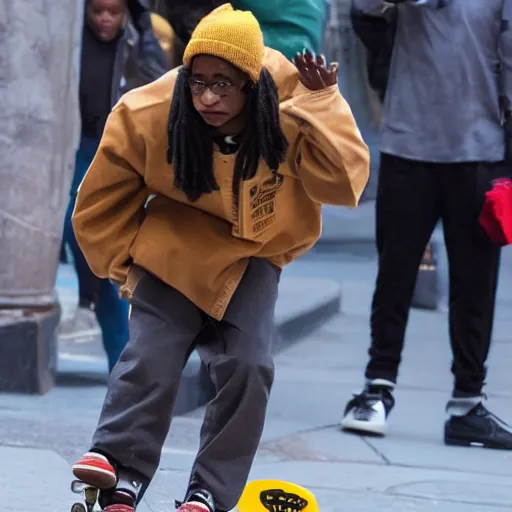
[354,0,512,163]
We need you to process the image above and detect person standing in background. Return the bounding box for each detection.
[62,0,168,372]
[341,0,512,449]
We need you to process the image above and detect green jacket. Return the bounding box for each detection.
[233,0,327,60]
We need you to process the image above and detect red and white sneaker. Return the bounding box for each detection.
[176,504,210,512]
[104,505,135,512]
[176,489,215,512]
[72,452,117,489]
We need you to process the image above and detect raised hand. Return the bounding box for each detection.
[292,49,339,91]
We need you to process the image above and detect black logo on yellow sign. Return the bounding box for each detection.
[260,489,308,512]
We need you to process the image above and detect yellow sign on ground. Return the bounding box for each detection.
[237,480,319,512]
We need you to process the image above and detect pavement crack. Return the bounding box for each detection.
[265,423,339,443]
[360,436,391,465]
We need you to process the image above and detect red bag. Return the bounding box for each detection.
[478,178,512,246]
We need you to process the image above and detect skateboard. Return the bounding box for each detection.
[70,478,318,511]
[70,479,100,511]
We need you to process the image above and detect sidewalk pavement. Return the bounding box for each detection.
[1,245,511,511]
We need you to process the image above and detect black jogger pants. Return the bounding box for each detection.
[366,153,503,396]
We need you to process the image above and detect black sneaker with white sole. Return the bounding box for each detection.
[445,403,512,450]
[341,381,395,435]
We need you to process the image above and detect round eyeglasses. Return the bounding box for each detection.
[187,78,241,97]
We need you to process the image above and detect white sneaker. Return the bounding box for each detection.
[341,380,395,435]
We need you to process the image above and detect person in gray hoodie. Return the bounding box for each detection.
[342,0,512,449]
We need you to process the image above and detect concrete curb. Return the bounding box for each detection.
[57,276,342,415]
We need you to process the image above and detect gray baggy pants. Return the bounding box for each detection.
[91,258,279,511]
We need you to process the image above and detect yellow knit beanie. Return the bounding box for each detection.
[183,4,264,83]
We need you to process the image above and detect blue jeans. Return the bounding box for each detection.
[63,136,129,372]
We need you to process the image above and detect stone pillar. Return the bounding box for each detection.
[0,0,83,393]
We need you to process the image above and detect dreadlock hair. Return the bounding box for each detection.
[167,66,289,202]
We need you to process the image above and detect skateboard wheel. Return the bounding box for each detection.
[71,480,86,493]
[71,503,86,512]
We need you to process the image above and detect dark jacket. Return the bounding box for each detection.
[125,1,170,88]
[79,1,169,139]
[349,2,396,102]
